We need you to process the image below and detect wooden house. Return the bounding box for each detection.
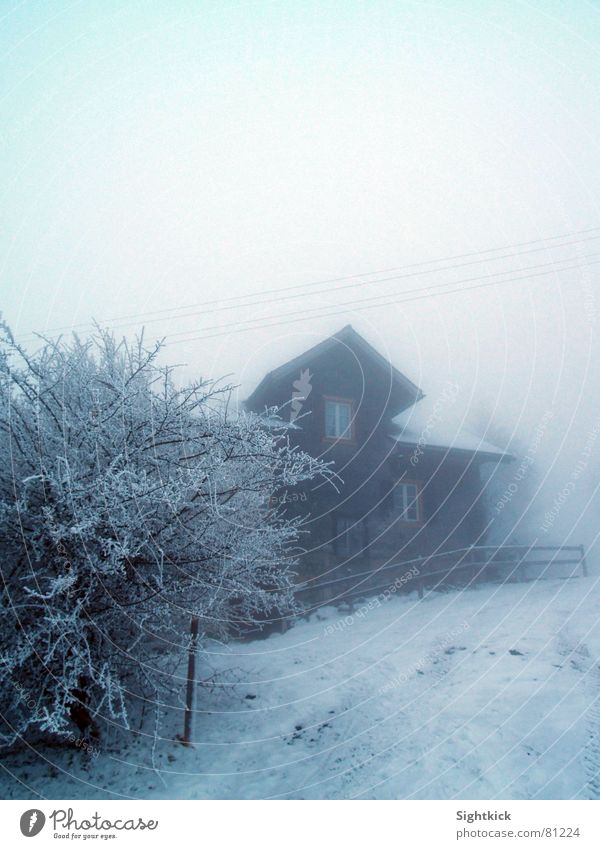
[245,325,512,601]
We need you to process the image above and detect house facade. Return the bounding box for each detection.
[245,325,511,600]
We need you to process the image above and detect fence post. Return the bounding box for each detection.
[579,545,588,578]
[181,615,199,747]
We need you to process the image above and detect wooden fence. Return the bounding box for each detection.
[295,543,587,613]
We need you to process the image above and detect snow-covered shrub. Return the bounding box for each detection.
[0,322,329,747]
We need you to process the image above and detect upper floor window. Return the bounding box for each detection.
[393,481,421,522]
[324,398,353,440]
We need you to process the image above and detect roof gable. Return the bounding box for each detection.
[245,325,424,413]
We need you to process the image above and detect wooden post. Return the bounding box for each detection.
[182,615,199,747]
[579,545,588,578]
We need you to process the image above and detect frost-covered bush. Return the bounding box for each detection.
[0,323,328,747]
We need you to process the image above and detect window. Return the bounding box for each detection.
[393,482,421,522]
[324,398,353,440]
[334,516,367,556]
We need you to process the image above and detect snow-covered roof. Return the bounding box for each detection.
[390,409,512,461]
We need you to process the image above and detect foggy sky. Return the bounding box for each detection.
[1,1,599,550]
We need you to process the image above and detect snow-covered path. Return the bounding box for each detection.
[3,575,600,799]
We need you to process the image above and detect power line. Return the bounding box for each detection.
[164,256,598,346]
[17,225,600,341]
[160,252,600,341]
[50,234,600,336]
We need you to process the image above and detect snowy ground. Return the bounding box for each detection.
[2,574,600,800]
